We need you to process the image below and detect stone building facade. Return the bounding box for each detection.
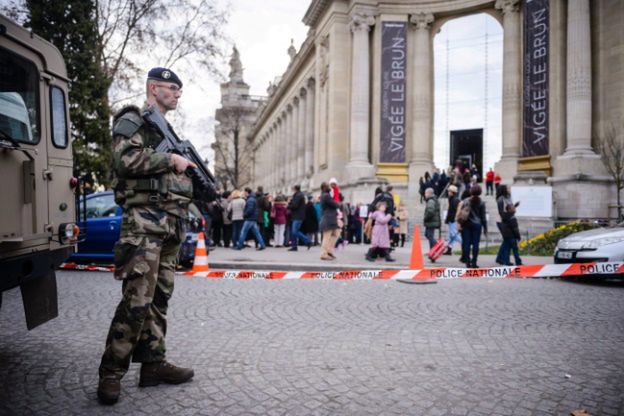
[213,47,266,191]
[244,0,623,223]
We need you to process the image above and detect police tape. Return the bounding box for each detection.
[180,262,624,281]
[58,262,624,280]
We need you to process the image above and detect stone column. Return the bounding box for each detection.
[564,0,594,156]
[297,89,306,183]
[346,13,376,181]
[262,136,267,185]
[408,12,435,172]
[268,122,277,188]
[278,116,286,189]
[494,0,521,182]
[305,79,316,179]
[289,102,297,186]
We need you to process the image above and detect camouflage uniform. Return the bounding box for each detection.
[99,105,192,379]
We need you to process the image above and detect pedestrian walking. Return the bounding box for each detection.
[495,185,523,266]
[97,67,197,405]
[485,168,494,196]
[272,195,288,247]
[209,200,224,247]
[347,204,363,244]
[365,201,395,262]
[395,203,409,248]
[287,185,312,251]
[444,185,461,255]
[494,173,502,194]
[423,188,441,250]
[221,191,232,248]
[233,188,266,250]
[302,195,319,246]
[228,190,245,245]
[456,184,487,268]
[319,182,341,260]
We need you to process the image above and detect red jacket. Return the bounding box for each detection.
[273,203,288,225]
[486,171,494,182]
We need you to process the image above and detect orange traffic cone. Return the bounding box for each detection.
[409,225,424,270]
[190,232,209,272]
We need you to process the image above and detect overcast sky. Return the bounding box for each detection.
[182,1,503,170]
[179,1,311,160]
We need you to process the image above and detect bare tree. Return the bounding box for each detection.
[213,106,255,190]
[4,0,228,100]
[597,120,624,222]
[95,0,227,105]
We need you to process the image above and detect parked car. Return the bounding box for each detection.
[69,191,201,268]
[554,222,624,263]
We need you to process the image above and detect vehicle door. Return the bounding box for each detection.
[45,76,75,252]
[0,46,49,248]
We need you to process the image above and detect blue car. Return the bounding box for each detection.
[69,191,201,268]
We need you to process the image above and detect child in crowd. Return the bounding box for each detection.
[365,201,395,262]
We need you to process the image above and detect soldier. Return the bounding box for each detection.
[97,67,197,405]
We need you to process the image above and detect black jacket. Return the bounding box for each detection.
[302,202,319,233]
[256,192,269,223]
[288,191,307,221]
[445,195,459,224]
[370,191,395,216]
[319,192,340,231]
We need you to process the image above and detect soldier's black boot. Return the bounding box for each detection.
[97,374,121,405]
[139,361,194,387]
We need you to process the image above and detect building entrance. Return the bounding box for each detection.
[450,128,483,180]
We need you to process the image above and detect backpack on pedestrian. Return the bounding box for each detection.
[456,201,471,225]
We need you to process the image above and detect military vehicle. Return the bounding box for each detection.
[0,15,79,329]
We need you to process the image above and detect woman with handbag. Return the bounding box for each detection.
[495,185,522,266]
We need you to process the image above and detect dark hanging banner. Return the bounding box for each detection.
[380,21,407,163]
[523,0,550,157]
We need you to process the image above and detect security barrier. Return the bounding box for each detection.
[181,262,624,281]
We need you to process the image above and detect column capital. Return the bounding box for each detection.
[409,12,434,30]
[299,87,307,98]
[293,96,300,106]
[495,0,520,14]
[349,13,375,33]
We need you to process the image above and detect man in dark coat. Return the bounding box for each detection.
[301,195,319,245]
[287,185,312,251]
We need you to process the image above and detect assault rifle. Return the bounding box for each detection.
[143,105,218,203]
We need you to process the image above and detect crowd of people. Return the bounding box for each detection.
[197,160,522,267]
[197,178,409,263]
[419,160,522,268]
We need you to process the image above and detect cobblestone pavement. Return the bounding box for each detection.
[1,272,623,416]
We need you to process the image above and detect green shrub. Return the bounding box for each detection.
[518,221,601,256]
